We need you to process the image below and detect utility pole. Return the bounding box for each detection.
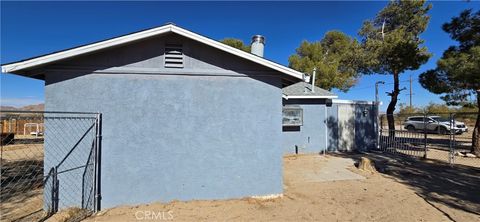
[409,74,413,109]
[375,81,385,150]
[375,81,385,106]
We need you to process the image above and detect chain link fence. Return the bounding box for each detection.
[378,112,479,168]
[0,111,101,222]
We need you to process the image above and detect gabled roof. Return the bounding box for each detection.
[1,24,304,80]
[282,82,337,99]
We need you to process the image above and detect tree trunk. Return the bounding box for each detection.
[386,72,400,137]
[472,90,480,156]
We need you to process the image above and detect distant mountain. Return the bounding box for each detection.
[0,103,44,111]
[22,104,45,111]
[0,106,18,111]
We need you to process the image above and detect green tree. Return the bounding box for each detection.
[220,38,251,52]
[359,0,432,132]
[419,9,480,155]
[288,31,364,92]
[397,103,422,115]
[424,103,452,114]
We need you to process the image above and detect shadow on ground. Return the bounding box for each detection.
[333,151,480,217]
[1,159,43,202]
[0,159,44,221]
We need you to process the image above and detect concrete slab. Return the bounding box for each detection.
[302,156,365,182]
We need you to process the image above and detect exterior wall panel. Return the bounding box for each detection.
[337,104,356,151]
[327,104,339,151]
[283,101,376,154]
[53,33,272,75]
[43,34,285,209]
[282,99,328,154]
[354,104,376,151]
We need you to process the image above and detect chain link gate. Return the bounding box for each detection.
[377,112,479,168]
[0,111,102,222]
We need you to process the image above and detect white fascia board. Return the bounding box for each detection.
[283,95,338,99]
[332,99,375,105]
[2,25,173,73]
[171,26,304,80]
[2,24,304,80]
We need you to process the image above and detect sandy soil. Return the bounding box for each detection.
[1,143,44,161]
[83,154,480,222]
[0,188,44,222]
[393,146,479,168]
[1,143,45,222]
[379,129,480,168]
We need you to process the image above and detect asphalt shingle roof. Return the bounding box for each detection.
[282,82,336,97]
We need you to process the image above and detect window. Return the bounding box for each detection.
[431,116,448,122]
[282,106,303,126]
[164,44,183,68]
[409,117,423,122]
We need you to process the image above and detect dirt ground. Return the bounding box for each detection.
[393,146,480,168]
[1,143,45,222]
[83,153,480,222]
[379,128,480,168]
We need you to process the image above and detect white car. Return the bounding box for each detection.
[403,116,468,134]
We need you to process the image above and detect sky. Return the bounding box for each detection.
[1,1,479,111]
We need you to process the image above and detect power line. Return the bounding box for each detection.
[406,75,415,108]
[345,78,418,92]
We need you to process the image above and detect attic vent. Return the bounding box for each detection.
[164,44,183,68]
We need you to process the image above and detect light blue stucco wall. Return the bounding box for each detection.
[282,99,328,154]
[42,33,286,209]
[282,101,377,154]
[327,105,339,152]
[354,103,377,151]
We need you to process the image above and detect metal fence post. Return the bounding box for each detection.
[379,114,383,151]
[448,113,455,165]
[423,113,428,159]
[375,103,380,150]
[453,113,457,165]
[93,113,102,212]
[92,119,97,212]
[52,167,59,213]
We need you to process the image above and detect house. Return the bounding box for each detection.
[282,81,377,154]
[2,24,304,209]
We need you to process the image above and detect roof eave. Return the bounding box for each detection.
[283,94,338,100]
[2,25,174,73]
[2,24,304,80]
[170,26,304,80]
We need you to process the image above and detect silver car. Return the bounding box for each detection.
[403,116,468,134]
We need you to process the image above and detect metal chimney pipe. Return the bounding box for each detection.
[251,35,265,57]
[303,73,311,93]
[312,68,316,92]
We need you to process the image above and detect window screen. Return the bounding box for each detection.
[282,106,303,126]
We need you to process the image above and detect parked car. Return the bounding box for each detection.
[403,116,468,135]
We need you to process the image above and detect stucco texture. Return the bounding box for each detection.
[282,101,376,154]
[282,99,328,154]
[43,34,286,209]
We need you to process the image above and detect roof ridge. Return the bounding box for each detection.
[2,24,304,81]
[282,81,337,99]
